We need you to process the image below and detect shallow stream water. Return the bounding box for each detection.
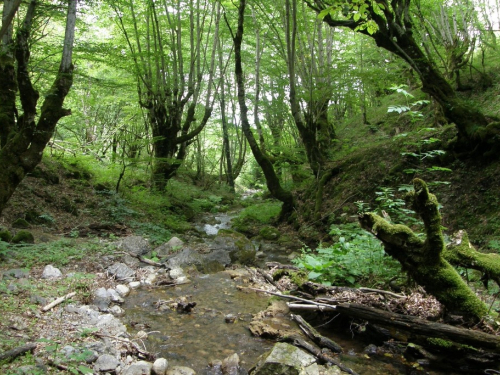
[122,213,468,375]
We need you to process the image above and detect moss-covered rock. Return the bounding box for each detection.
[214,229,256,265]
[259,226,281,241]
[12,218,30,229]
[0,228,13,242]
[12,230,35,244]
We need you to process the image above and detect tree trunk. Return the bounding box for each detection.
[232,0,295,221]
[359,179,489,322]
[0,0,76,215]
[311,0,498,153]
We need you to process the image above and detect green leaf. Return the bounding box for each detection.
[78,365,94,374]
[308,271,323,280]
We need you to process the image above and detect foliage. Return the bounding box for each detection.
[235,201,282,225]
[387,85,430,122]
[293,223,400,286]
[3,239,115,268]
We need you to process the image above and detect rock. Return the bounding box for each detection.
[3,268,30,279]
[129,281,141,289]
[213,230,256,265]
[225,314,236,324]
[143,272,157,285]
[136,330,148,339]
[222,353,243,375]
[12,218,30,229]
[259,226,281,241]
[169,267,185,279]
[256,251,266,259]
[174,276,191,285]
[166,366,196,375]
[109,305,125,316]
[107,262,136,281]
[11,230,35,244]
[123,360,153,375]
[165,248,203,270]
[93,287,111,311]
[115,284,131,297]
[152,358,169,375]
[94,354,120,372]
[250,342,316,375]
[41,265,62,279]
[0,228,12,242]
[118,236,151,256]
[107,288,124,303]
[95,313,127,336]
[155,237,184,257]
[200,250,231,273]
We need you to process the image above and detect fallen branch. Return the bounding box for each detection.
[242,287,336,310]
[288,303,336,312]
[42,292,76,312]
[0,343,37,362]
[123,252,163,267]
[291,314,343,353]
[359,287,405,299]
[281,335,359,375]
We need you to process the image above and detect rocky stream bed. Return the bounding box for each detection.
[1,214,496,375]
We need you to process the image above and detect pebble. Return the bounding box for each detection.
[152,358,169,375]
[116,284,131,297]
[129,281,141,289]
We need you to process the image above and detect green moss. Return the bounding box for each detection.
[426,338,454,349]
[12,218,30,229]
[12,231,35,244]
[272,269,308,287]
[259,226,281,241]
[0,229,12,242]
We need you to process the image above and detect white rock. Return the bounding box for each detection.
[41,265,62,279]
[109,305,124,316]
[174,276,191,285]
[136,330,148,339]
[129,281,141,289]
[166,366,196,375]
[116,284,131,297]
[152,358,169,375]
[143,273,157,285]
[107,288,124,303]
[169,268,184,279]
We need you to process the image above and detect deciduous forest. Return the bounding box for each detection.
[1,0,500,374]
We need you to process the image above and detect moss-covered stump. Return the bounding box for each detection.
[359,179,489,322]
[443,230,500,288]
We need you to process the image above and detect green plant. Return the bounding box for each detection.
[293,224,400,286]
[387,85,430,123]
[38,338,94,374]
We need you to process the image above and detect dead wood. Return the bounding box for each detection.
[42,292,76,312]
[335,303,500,352]
[0,343,37,362]
[291,314,342,353]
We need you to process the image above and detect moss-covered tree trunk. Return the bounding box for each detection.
[0,0,76,215]
[359,179,489,322]
[232,0,295,221]
[310,0,500,153]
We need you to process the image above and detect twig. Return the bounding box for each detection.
[42,292,76,312]
[359,287,406,298]
[94,333,154,360]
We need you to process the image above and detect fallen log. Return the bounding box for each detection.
[335,303,500,352]
[0,343,37,362]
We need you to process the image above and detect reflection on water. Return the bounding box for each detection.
[123,272,273,371]
[197,213,234,235]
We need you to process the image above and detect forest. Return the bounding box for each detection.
[1,0,500,374]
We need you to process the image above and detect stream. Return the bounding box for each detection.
[122,212,467,375]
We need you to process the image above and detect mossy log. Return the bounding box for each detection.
[443,230,500,288]
[359,179,489,322]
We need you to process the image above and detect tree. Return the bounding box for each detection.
[0,0,77,215]
[230,0,296,220]
[359,179,489,322]
[307,0,500,153]
[112,0,220,190]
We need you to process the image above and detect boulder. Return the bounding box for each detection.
[93,287,111,311]
[107,262,135,281]
[94,354,120,372]
[152,358,169,375]
[118,236,151,256]
[259,226,281,241]
[155,237,184,258]
[123,360,153,375]
[250,343,316,375]
[213,230,256,265]
[41,265,62,279]
[11,230,34,244]
[165,248,203,270]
